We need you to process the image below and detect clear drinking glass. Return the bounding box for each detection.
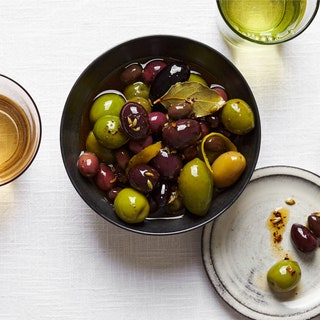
[216,0,320,46]
[0,74,41,185]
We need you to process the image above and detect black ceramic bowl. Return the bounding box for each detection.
[60,35,261,235]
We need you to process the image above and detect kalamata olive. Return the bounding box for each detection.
[114,147,132,170]
[114,187,150,223]
[205,114,221,129]
[95,163,117,191]
[167,102,193,120]
[112,164,128,185]
[267,259,301,292]
[199,121,210,138]
[202,134,228,164]
[124,82,149,100]
[147,195,159,213]
[180,144,198,162]
[93,115,128,149]
[107,187,122,202]
[221,99,255,135]
[120,63,143,84]
[210,84,228,101]
[149,61,190,102]
[308,213,320,237]
[78,152,100,177]
[127,164,160,193]
[148,111,167,134]
[178,157,213,216]
[162,119,201,150]
[129,135,153,154]
[120,102,150,140]
[152,181,171,207]
[204,135,227,153]
[211,151,246,188]
[142,59,167,85]
[89,91,126,123]
[291,223,318,253]
[151,148,183,180]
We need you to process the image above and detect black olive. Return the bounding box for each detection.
[149,61,190,102]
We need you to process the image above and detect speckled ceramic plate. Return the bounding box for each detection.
[202,166,320,320]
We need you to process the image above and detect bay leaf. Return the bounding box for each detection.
[153,81,226,117]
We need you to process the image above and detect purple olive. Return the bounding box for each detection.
[142,60,167,85]
[107,187,123,202]
[78,152,99,177]
[151,148,183,180]
[120,63,142,84]
[210,84,228,101]
[129,135,153,154]
[167,102,192,120]
[205,114,221,129]
[308,213,320,237]
[291,223,318,253]
[162,119,201,150]
[127,164,160,193]
[152,181,171,207]
[95,163,117,191]
[180,145,198,162]
[199,121,210,138]
[114,147,131,170]
[120,102,150,140]
[148,111,167,134]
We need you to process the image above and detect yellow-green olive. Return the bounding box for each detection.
[221,99,255,135]
[85,131,114,163]
[188,73,208,86]
[267,259,301,292]
[211,151,246,188]
[128,96,152,113]
[93,115,128,149]
[89,92,126,123]
[114,187,150,223]
[124,82,149,100]
[178,157,213,216]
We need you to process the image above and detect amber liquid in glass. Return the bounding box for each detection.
[0,95,30,181]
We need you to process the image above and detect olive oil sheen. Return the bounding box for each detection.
[218,0,306,43]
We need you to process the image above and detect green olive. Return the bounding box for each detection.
[89,92,126,123]
[114,187,150,223]
[93,115,128,149]
[221,99,255,135]
[128,96,152,113]
[188,73,208,86]
[267,259,301,292]
[178,157,213,216]
[85,131,114,163]
[211,151,246,188]
[124,82,149,100]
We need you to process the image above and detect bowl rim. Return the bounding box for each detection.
[60,34,261,235]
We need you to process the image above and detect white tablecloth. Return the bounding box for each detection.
[1,1,320,319]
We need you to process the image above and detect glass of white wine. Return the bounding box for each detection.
[216,0,319,46]
[0,75,41,185]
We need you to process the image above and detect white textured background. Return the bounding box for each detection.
[0,1,320,319]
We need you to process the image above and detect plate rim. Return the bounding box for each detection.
[201,165,320,320]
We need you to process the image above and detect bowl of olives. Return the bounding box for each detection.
[60,35,261,235]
